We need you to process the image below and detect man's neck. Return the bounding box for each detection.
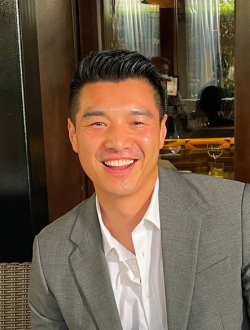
[96,184,156,254]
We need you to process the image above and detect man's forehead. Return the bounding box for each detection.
[76,80,159,115]
[76,78,161,118]
[78,79,156,101]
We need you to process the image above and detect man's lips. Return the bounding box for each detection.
[103,159,136,167]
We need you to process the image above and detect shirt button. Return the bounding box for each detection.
[146,292,151,299]
[131,264,137,271]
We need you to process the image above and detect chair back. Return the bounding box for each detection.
[0,262,31,329]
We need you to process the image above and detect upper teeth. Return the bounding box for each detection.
[104,159,134,167]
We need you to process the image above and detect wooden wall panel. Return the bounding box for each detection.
[234,0,250,183]
[78,0,100,195]
[35,0,85,222]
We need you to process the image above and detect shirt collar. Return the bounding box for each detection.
[96,199,114,256]
[96,178,160,257]
[143,178,160,230]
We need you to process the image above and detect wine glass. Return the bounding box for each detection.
[169,145,181,154]
[207,144,223,162]
[168,138,181,155]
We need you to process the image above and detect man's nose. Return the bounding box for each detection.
[104,125,131,151]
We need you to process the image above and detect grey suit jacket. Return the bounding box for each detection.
[28,166,250,329]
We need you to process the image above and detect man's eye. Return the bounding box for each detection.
[91,122,105,126]
[133,121,143,126]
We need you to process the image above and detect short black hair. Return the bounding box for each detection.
[69,49,164,123]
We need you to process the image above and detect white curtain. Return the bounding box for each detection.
[185,0,222,98]
[104,0,160,59]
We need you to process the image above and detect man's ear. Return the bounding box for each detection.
[68,118,78,153]
[160,114,167,148]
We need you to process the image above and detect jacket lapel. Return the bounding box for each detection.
[68,167,208,330]
[69,195,123,330]
[158,167,203,330]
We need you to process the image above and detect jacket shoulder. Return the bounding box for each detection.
[158,165,247,208]
[37,196,93,243]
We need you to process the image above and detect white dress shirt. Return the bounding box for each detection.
[96,179,168,330]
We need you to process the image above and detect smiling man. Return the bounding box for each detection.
[29,50,250,330]
[68,78,166,254]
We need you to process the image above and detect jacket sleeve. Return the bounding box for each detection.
[241,183,250,317]
[28,236,68,330]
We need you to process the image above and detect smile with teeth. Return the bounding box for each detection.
[103,159,135,167]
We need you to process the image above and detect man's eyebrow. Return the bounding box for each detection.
[129,109,154,118]
[82,110,106,118]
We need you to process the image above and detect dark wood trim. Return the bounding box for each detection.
[0,0,49,261]
[160,8,175,74]
[18,0,49,235]
[78,0,99,57]
[71,0,81,67]
[234,0,250,183]
[77,0,100,197]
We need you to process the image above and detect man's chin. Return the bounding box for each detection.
[96,182,138,199]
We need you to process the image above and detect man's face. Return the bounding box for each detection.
[68,79,167,199]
